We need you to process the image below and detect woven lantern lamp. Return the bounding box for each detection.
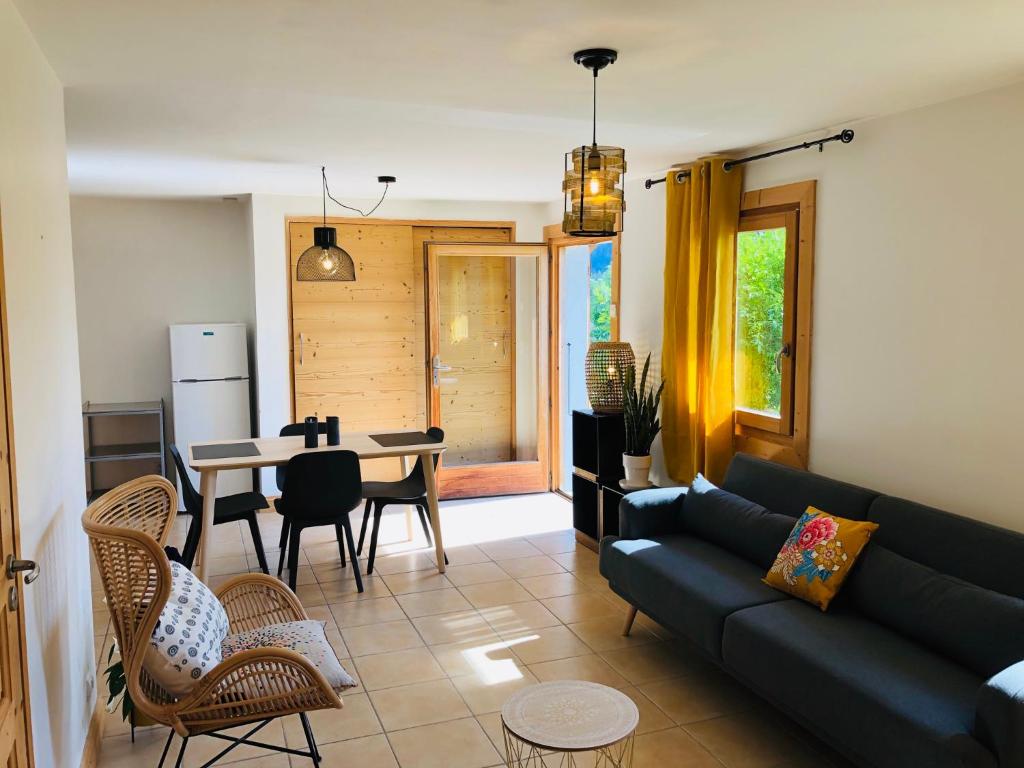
[585,342,635,413]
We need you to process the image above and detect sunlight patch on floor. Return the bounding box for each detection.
[369,492,572,555]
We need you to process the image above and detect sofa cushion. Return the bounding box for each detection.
[599,535,788,659]
[722,453,878,521]
[868,495,1024,598]
[681,475,796,569]
[847,544,1024,679]
[618,487,688,540]
[723,600,995,768]
[763,508,878,611]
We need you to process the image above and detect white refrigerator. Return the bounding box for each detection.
[170,323,253,500]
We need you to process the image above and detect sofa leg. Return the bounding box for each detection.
[622,606,638,636]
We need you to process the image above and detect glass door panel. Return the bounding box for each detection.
[426,243,549,497]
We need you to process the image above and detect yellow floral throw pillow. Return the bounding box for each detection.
[763,507,878,610]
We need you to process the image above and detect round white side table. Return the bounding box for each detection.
[501,681,639,767]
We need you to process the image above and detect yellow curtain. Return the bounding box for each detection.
[661,158,743,484]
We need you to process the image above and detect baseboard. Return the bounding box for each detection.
[79,691,105,768]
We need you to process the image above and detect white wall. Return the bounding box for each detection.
[0,2,92,766]
[71,195,255,424]
[616,79,1024,531]
[248,193,551,488]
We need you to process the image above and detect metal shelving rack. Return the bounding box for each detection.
[83,400,166,502]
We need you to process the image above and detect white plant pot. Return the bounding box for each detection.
[622,453,653,489]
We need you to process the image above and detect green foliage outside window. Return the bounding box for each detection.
[735,227,786,414]
[589,241,613,341]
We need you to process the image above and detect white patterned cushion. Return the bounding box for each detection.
[144,562,230,696]
[221,620,357,692]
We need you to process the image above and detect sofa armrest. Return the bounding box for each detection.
[977,659,1024,767]
[618,488,687,540]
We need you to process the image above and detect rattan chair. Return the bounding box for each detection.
[83,475,342,768]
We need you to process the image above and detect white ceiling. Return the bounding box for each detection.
[14,0,1024,201]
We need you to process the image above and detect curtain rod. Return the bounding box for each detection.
[643,129,855,189]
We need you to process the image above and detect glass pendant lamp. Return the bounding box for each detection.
[563,49,626,237]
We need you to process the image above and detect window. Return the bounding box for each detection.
[734,181,815,468]
[588,241,614,341]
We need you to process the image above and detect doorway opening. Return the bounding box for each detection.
[548,233,620,497]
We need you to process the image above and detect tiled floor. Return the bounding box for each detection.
[92,492,852,768]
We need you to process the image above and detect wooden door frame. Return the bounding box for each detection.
[284,216,516,424]
[424,241,550,498]
[0,213,35,767]
[543,223,622,498]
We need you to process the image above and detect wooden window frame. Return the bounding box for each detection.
[734,181,815,469]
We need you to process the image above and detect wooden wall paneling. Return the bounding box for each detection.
[287,217,513,486]
[290,221,417,480]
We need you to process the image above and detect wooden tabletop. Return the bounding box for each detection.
[188,431,447,472]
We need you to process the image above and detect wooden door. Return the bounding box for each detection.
[426,242,550,498]
[0,219,34,767]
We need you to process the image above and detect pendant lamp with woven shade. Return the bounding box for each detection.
[563,49,626,238]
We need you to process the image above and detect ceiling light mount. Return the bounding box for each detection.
[573,48,618,74]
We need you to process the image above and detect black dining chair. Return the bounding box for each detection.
[277,450,364,593]
[274,421,328,577]
[168,444,271,574]
[357,426,447,574]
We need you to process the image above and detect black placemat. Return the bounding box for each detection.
[192,442,261,460]
[369,431,441,448]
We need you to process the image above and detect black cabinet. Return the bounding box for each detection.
[571,473,599,541]
[571,409,625,482]
[571,409,626,549]
[601,484,625,539]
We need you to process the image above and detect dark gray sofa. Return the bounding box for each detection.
[599,454,1024,768]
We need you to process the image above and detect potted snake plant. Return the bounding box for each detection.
[620,353,665,489]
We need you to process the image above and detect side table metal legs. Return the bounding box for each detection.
[502,726,635,767]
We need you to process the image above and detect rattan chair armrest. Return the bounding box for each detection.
[175,647,342,733]
[215,573,308,633]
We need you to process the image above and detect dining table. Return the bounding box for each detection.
[187,430,447,583]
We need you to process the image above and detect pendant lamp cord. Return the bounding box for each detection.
[592,70,598,147]
[321,166,391,218]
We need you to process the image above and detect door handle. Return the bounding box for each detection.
[7,555,39,585]
[431,355,453,386]
[775,343,792,374]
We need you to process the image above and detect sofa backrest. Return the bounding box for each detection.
[718,454,1024,676]
[722,454,878,521]
[867,495,1024,599]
